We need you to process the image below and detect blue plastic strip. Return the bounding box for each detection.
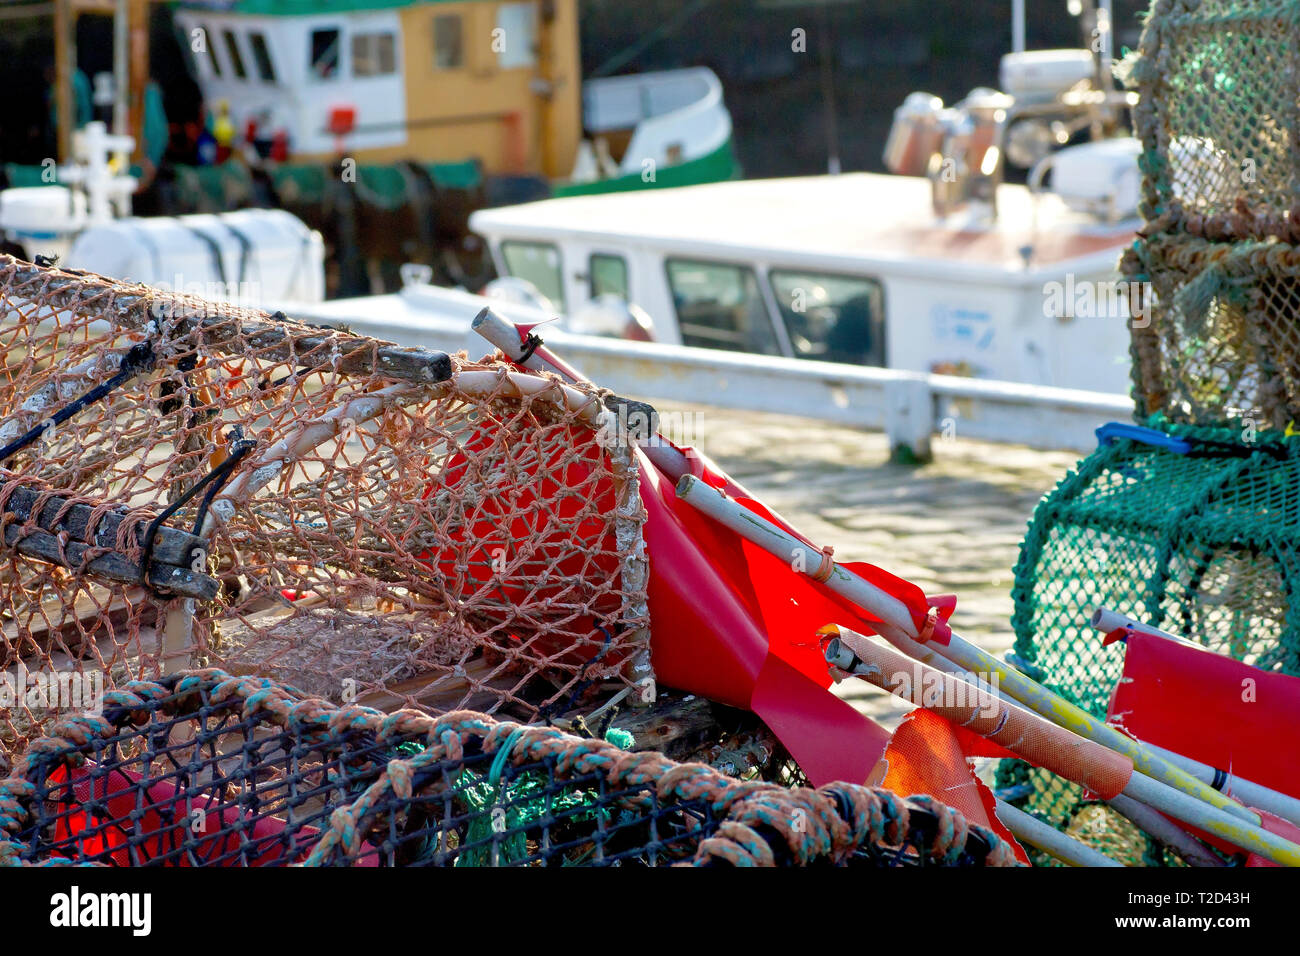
[1095,422,1192,454]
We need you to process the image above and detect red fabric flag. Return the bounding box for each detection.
[1108,632,1300,800]
[1109,631,1300,860]
[871,709,1027,861]
[639,447,892,785]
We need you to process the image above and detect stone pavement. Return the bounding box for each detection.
[656,402,1084,730]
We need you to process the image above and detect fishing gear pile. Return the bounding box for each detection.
[0,669,1020,867]
[0,255,649,768]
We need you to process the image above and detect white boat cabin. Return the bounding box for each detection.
[467,168,1142,395]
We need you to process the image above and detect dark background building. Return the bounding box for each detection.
[579,0,1148,178]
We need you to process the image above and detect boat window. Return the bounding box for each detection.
[666,259,781,356]
[501,241,565,310]
[352,32,397,77]
[590,254,629,300]
[310,28,341,80]
[196,26,220,77]
[222,30,247,80]
[249,31,277,83]
[433,14,464,69]
[495,3,538,70]
[769,269,886,366]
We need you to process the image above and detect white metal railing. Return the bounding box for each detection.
[286,302,1133,457]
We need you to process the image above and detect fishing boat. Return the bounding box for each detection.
[168,0,737,190]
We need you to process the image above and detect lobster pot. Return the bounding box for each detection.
[0,670,1020,868]
[0,256,650,765]
[1126,0,1300,227]
[1117,0,1300,428]
[1010,420,1300,723]
[1123,234,1300,429]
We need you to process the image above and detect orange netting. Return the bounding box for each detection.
[0,256,650,769]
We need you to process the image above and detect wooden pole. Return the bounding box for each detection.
[160,598,195,674]
[994,799,1122,867]
[113,0,129,164]
[128,0,150,167]
[54,0,77,163]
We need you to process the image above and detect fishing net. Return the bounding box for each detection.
[0,669,1022,867]
[1001,416,1300,841]
[1123,0,1300,229]
[1123,235,1300,430]
[1119,0,1300,427]
[0,255,650,770]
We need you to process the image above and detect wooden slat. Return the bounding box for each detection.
[1,485,204,567]
[355,657,518,712]
[605,694,723,759]
[1,524,219,600]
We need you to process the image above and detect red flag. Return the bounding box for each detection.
[1109,631,1300,861]
[871,708,1027,862]
[638,447,891,785]
[1108,632,1300,800]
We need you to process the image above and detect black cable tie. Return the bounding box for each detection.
[518,332,543,364]
[139,432,256,593]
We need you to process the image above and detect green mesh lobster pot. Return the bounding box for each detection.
[1001,418,1300,850]
[1011,418,1300,721]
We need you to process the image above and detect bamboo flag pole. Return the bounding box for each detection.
[829,635,1222,863]
[993,799,1123,867]
[673,473,1258,824]
[1090,607,1202,647]
[1107,793,1227,868]
[823,626,1300,866]
[472,306,581,382]
[1090,605,1300,827]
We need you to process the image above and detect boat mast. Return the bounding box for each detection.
[49,0,151,166]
